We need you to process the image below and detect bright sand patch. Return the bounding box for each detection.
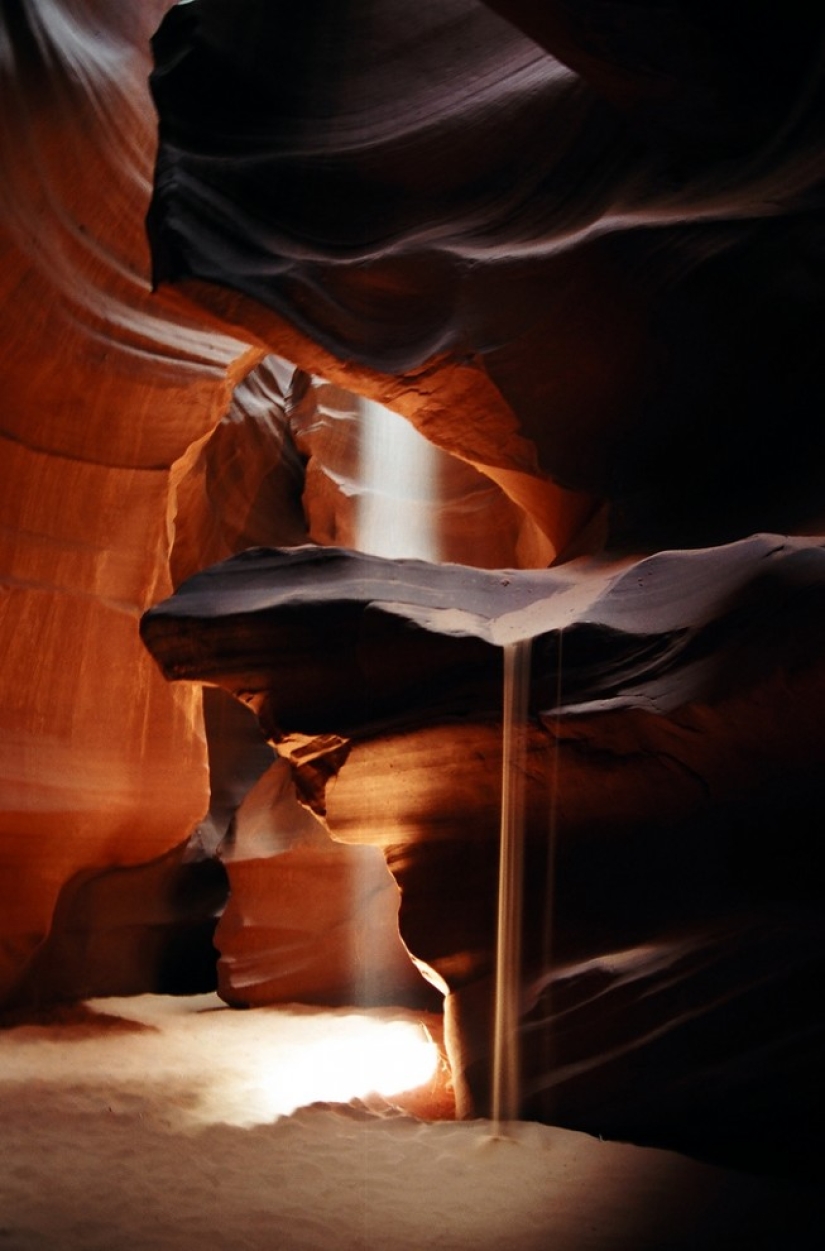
[1,994,822,1250]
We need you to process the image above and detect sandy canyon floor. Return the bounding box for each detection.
[1,994,823,1251]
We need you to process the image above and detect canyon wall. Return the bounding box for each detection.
[0,0,557,1006]
[3,0,825,1177]
[0,0,257,1002]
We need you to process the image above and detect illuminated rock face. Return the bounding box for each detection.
[0,1,546,1006]
[141,540,825,1170]
[148,0,825,550]
[215,756,439,1011]
[4,0,825,1176]
[289,374,532,568]
[0,0,256,1003]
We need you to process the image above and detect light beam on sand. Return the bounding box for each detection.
[2,995,818,1250]
[195,1012,441,1127]
[0,996,440,1130]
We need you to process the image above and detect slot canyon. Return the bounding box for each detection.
[2,1,825,1247]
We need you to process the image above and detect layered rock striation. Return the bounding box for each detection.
[0,0,259,1003]
[142,538,825,1171]
[3,0,825,1182]
[148,0,825,550]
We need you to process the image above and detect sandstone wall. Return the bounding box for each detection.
[0,0,258,1002]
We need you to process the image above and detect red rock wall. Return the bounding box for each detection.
[5,2,825,1178]
[140,540,825,1171]
[0,0,259,1002]
[215,758,438,1010]
[3,1,563,1007]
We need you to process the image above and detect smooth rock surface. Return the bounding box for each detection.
[141,539,825,1171]
[4,1,825,1203]
[215,758,439,1010]
[0,0,256,1000]
[148,0,825,549]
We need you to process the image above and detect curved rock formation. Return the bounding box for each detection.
[142,538,825,1171]
[215,755,439,1010]
[0,0,259,1001]
[148,0,825,550]
[1,0,544,1006]
[4,0,825,1185]
[288,372,532,568]
[169,355,308,587]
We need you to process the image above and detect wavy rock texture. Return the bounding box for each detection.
[140,13,825,1159]
[1,0,544,1007]
[215,755,439,1011]
[168,355,308,588]
[142,539,825,1171]
[5,0,825,1185]
[288,372,532,568]
[0,0,262,1002]
[149,0,825,551]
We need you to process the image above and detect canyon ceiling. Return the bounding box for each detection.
[2,0,825,1177]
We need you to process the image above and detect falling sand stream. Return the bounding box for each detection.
[491,638,532,1130]
[355,394,539,1129]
